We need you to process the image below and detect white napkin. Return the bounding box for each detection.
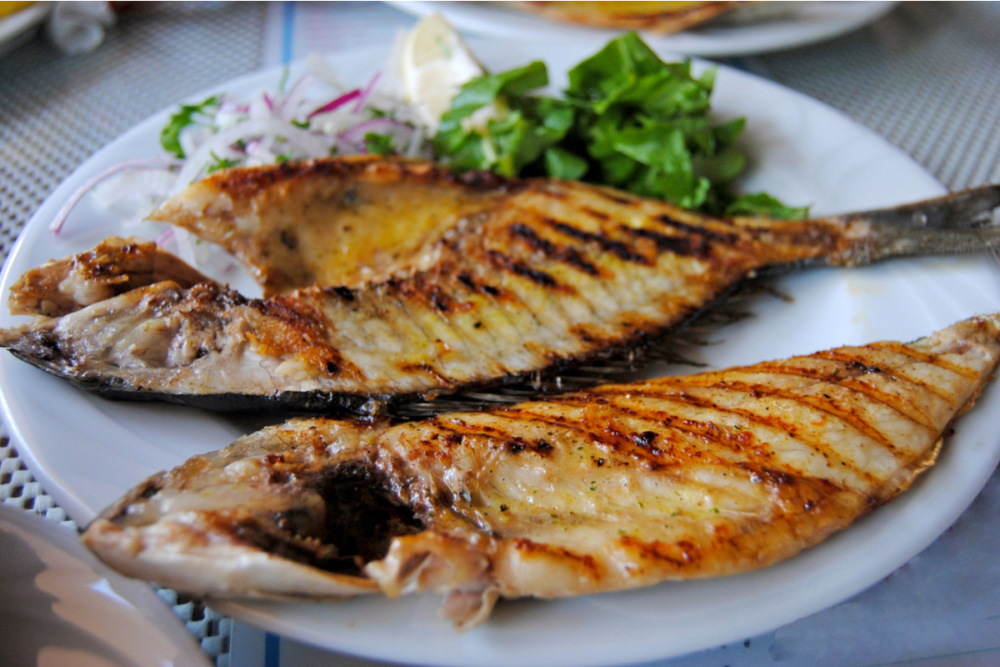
[46,1,116,55]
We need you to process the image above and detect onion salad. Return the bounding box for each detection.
[51,40,432,267]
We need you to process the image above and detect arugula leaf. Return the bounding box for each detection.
[363,132,396,156]
[723,192,811,219]
[160,95,220,159]
[544,146,588,180]
[433,66,576,178]
[566,32,678,113]
[450,61,549,110]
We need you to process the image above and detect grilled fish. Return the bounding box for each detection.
[146,157,1000,295]
[2,160,999,414]
[81,313,1000,628]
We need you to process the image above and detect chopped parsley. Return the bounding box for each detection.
[364,132,396,156]
[160,95,221,159]
[206,151,239,173]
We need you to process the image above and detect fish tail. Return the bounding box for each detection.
[827,184,1000,266]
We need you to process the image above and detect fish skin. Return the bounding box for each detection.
[80,313,1000,628]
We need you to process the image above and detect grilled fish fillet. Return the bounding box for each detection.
[3,160,999,413]
[81,313,1000,629]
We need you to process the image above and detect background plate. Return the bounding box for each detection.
[386,1,897,57]
[0,502,210,666]
[1,39,998,666]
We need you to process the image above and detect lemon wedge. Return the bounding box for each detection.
[399,13,485,132]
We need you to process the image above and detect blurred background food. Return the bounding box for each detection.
[514,1,739,33]
[0,2,35,19]
[512,1,798,34]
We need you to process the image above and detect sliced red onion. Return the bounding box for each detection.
[154,226,175,248]
[90,169,177,210]
[246,140,277,164]
[49,158,183,235]
[171,226,200,267]
[277,72,316,121]
[337,117,414,153]
[238,139,256,155]
[353,71,382,113]
[308,88,361,118]
[173,119,336,191]
[219,97,250,114]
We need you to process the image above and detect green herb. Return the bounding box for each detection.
[433,61,575,178]
[205,151,239,173]
[433,32,804,217]
[723,192,810,219]
[160,95,221,159]
[364,132,396,156]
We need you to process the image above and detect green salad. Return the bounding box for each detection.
[432,33,806,218]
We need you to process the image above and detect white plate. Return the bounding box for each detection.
[387,1,897,57]
[0,502,211,666]
[1,40,999,666]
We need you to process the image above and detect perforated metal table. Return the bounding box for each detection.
[1,3,998,665]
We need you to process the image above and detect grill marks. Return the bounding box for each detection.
[479,347,960,491]
[251,261,968,485]
[224,162,757,395]
[508,223,599,276]
[654,213,740,246]
[456,207,743,358]
[486,249,560,289]
[423,416,559,459]
[543,218,652,265]
[625,226,709,258]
